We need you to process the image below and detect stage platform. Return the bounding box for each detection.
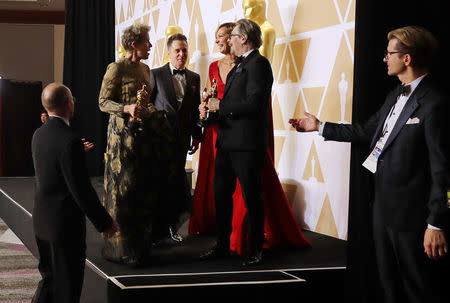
[0,177,347,302]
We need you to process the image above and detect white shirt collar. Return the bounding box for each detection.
[49,114,70,126]
[242,49,254,58]
[403,73,427,95]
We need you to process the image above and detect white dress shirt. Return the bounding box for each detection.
[169,62,187,107]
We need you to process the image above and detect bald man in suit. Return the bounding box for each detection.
[32,83,118,303]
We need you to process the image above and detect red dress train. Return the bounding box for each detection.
[189,61,311,255]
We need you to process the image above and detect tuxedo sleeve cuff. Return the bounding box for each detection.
[318,121,326,136]
[427,224,442,230]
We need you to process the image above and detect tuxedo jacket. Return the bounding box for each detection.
[323,76,449,230]
[32,117,112,243]
[150,63,202,155]
[216,50,274,151]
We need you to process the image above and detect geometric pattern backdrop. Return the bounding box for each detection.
[115,0,355,240]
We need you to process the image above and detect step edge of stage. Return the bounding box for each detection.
[0,184,33,218]
[110,266,347,279]
[110,274,306,290]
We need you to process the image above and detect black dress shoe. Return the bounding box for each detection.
[242,250,263,266]
[200,245,231,260]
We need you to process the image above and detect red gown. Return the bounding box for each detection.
[189,61,311,255]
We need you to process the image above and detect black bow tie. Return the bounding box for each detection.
[234,56,244,64]
[398,84,411,96]
[173,69,186,75]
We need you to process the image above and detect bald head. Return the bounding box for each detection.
[41,83,73,118]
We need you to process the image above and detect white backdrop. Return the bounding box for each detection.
[115,0,355,240]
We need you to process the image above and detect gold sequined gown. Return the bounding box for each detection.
[99,57,185,263]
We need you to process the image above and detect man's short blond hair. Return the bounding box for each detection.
[387,26,438,69]
[41,83,71,112]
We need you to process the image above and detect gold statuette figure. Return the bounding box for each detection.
[129,84,151,134]
[243,0,276,63]
[197,78,218,127]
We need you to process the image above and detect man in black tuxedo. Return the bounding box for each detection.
[149,33,202,242]
[31,83,118,303]
[200,19,274,266]
[290,26,449,303]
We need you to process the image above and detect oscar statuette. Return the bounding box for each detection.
[197,78,218,127]
[128,84,150,135]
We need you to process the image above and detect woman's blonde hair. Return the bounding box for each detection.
[216,22,236,36]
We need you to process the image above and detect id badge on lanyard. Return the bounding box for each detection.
[362,139,384,173]
[363,102,397,173]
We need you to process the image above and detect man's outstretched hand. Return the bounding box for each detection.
[289,112,320,132]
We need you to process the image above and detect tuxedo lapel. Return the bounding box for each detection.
[223,50,259,98]
[377,77,431,153]
[223,65,238,98]
[370,92,398,149]
[161,63,179,111]
[180,69,195,111]
[382,95,419,152]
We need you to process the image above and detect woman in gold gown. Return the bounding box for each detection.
[98,23,184,266]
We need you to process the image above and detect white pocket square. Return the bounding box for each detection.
[406,117,420,124]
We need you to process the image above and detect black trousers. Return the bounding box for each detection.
[213,148,265,254]
[32,236,86,303]
[372,206,449,303]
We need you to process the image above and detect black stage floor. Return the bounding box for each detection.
[0,177,347,302]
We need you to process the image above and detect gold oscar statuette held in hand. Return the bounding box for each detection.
[129,84,150,134]
[209,78,218,108]
[198,78,218,127]
[200,88,208,120]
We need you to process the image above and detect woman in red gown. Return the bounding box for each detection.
[189,22,310,255]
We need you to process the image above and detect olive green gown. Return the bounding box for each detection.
[98,57,185,264]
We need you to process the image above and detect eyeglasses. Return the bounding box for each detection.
[384,51,406,59]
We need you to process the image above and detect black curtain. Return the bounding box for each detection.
[347,1,450,302]
[63,0,115,176]
[0,80,42,176]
